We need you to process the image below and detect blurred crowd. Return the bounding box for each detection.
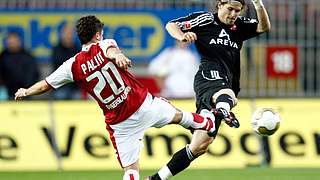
[0,23,83,100]
[0,31,39,100]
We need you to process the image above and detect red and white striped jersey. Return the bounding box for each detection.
[46,39,148,125]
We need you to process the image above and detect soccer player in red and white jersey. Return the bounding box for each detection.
[15,15,220,180]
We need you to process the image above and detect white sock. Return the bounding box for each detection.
[179,112,198,128]
[158,165,173,180]
[123,169,139,180]
[179,112,194,128]
[216,102,231,112]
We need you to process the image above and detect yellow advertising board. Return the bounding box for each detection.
[0,12,164,60]
[0,99,320,170]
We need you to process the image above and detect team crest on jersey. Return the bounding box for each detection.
[182,21,192,30]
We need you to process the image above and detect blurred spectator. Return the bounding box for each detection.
[0,85,8,100]
[148,40,199,99]
[51,22,81,100]
[0,31,39,100]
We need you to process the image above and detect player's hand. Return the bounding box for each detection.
[15,88,27,100]
[114,53,132,70]
[181,32,197,43]
[251,0,264,8]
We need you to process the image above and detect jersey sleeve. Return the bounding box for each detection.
[99,39,119,57]
[45,57,75,89]
[170,11,213,32]
[237,16,261,40]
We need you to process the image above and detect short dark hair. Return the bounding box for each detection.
[215,0,246,10]
[76,15,104,45]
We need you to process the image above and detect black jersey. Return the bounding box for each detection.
[170,11,260,84]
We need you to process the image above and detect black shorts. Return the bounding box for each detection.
[193,62,239,113]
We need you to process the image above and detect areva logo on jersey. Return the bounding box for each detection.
[209,29,239,49]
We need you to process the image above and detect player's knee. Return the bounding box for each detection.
[123,169,139,180]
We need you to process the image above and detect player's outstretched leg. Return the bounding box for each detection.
[146,110,220,180]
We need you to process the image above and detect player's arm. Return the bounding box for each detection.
[252,0,271,33]
[166,22,197,43]
[15,57,74,100]
[106,47,132,70]
[15,80,52,100]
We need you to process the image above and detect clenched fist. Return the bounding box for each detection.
[15,88,27,100]
[251,0,264,8]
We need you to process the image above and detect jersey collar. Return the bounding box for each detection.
[82,42,97,52]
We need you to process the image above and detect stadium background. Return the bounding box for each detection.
[0,0,320,179]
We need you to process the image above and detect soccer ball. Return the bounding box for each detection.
[251,108,281,136]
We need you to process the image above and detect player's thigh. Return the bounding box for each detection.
[107,95,178,167]
[108,123,145,168]
[148,96,178,128]
[108,96,154,168]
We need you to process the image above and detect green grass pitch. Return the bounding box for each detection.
[1,168,319,180]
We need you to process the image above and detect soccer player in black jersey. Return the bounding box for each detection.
[146,0,271,179]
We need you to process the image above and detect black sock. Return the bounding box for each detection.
[150,146,196,179]
[167,146,194,176]
[216,94,235,108]
[149,174,161,180]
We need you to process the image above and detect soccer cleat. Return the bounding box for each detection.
[195,109,216,135]
[214,108,240,128]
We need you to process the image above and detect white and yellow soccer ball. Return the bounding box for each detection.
[251,108,281,136]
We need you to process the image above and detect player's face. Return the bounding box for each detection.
[217,3,243,25]
[7,34,21,52]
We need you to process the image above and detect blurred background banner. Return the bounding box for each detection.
[0,9,199,63]
[0,99,320,171]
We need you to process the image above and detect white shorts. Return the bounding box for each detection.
[107,93,177,168]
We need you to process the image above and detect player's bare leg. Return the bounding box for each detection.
[147,92,240,179]
[189,130,214,156]
[123,161,140,180]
